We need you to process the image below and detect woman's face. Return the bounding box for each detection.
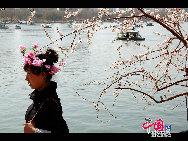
[25,67,46,91]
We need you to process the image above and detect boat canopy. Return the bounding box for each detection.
[117,30,145,41]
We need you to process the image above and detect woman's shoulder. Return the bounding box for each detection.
[43,97,57,106]
[42,97,62,113]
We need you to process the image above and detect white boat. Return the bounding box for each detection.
[20,21,27,24]
[117,30,145,41]
[44,23,52,28]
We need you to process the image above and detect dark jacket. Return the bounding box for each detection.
[25,81,69,133]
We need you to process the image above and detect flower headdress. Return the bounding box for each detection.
[20,42,66,74]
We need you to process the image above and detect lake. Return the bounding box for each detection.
[0,22,187,133]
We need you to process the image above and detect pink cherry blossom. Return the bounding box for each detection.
[59,62,63,66]
[37,60,44,66]
[29,52,35,58]
[50,65,61,73]
[20,45,26,52]
[45,65,51,70]
[20,42,60,74]
[42,59,46,63]
[32,58,46,67]
[49,71,55,74]
[32,59,39,66]
[33,42,39,48]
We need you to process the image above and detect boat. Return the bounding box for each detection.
[15,25,21,29]
[20,21,27,24]
[117,30,145,41]
[134,23,140,27]
[0,22,9,29]
[27,21,35,25]
[146,22,154,26]
[44,23,52,28]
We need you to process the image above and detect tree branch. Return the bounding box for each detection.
[115,87,188,103]
[138,8,188,48]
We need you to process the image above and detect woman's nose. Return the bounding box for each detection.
[25,75,28,81]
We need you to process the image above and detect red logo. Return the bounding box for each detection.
[142,118,171,137]
[142,118,164,131]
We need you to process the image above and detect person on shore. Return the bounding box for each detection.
[20,44,69,133]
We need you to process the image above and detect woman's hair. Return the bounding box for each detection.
[24,49,58,80]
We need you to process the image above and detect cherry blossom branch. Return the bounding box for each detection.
[138,8,188,48]
[27,8,35,24]
[118,68,188,96]
[112,15,145,20]
[156,78,188,92]
[115,87,188,104]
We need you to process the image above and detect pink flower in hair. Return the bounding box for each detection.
[23,54,29,64]
[42,59,46,63]
[36,48,40,53]
[29,52,35,58]
[20,42,62,75]
[45,65,51,70]
[49,71,55,74]
[20,45,27,54]
[33,42,39,48]
[38,60,43,66]
[51,65,61,73]
[32,58,46,67]
[59,62,63,66]
[28,59,32,65]
[32,59,39,66]
[20,45,26,51]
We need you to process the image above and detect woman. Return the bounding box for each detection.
[21,45,69,133]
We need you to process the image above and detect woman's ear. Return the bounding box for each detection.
[41,72,47,80]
